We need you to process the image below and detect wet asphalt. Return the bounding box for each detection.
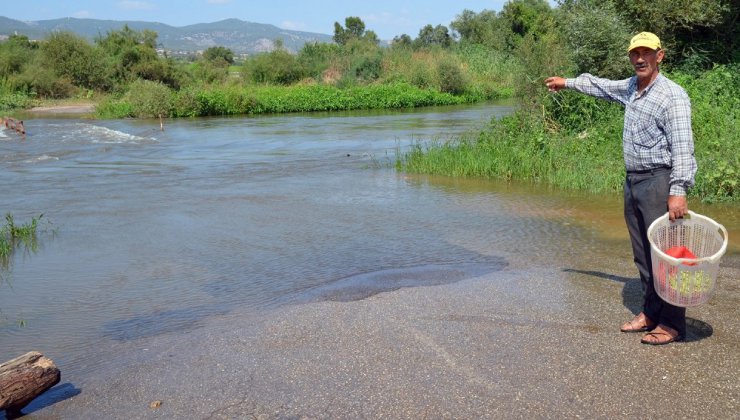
[10,252,740,419]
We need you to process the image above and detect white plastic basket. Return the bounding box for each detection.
[648,211,728,307]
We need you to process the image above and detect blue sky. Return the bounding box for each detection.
[3,1,526,40]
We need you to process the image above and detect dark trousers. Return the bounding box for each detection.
[623,167,686,337]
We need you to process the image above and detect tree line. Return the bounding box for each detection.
[0,0,737,112]
[399,0,739,203]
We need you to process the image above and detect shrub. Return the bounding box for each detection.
[189,61,228,84]
[437,58,468,95]
[409,61,434,89]
[123,79,173,118]
[243,50,304,85]
[298,42,339,80]
[678,65,740,201]
[41,32,110,90]
[351,51,382,82]
[0,92,35,111]
[96,98,134,119]
[132,58,184,89]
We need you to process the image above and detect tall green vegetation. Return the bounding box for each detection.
[98,82,476,119]
[1,213,43,269]
[612,0,739,67]
[402,0,739,203]
[97,25,184,89]
[0,34,61,102]
[558,1,632,79]
[94,15,517,118]
[243,43,304,85]
[1,16,515,117]
[333,16,379,45]
[1,1,736,203]
[0,25,185,106]
[43,32,111,91]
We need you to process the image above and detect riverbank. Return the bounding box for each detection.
[22,251,740,418]
[94,81,500,119]
[401,65,740,204]
[27,104,95,115]
[3,106,736,419]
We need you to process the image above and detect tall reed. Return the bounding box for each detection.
[1,213,42,268]
[401,65,739,203]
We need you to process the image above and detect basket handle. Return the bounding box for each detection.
[648,211,729,265]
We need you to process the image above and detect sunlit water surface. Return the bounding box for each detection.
[1,103,737,380]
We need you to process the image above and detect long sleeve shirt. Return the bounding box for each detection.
[565,73,697,196]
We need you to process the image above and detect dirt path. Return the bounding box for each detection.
[27,104,96,115]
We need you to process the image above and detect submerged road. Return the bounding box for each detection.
[21,252,739,419]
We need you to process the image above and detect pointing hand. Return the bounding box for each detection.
[544,77,566,92]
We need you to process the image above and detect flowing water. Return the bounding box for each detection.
[1,103,737,381]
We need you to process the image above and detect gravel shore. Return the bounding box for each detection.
[27,104,96,115]
[20,252,739,419]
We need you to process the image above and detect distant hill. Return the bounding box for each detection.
[0,16,334,55]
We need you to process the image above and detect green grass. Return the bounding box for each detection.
[399,111,625,193]
[0,213,43,268]
[400,65,740,203]
[0,91,36,112]
[97,82,500,119]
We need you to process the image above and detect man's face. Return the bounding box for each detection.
[629,47,664,80]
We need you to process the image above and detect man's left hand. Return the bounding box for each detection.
[668,195,688,221]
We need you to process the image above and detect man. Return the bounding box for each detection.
[544,32,697,345]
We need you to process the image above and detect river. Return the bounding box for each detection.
[1,102,737,389]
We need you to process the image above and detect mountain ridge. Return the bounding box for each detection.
[0,16,335,54]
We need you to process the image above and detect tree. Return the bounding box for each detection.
[298,42,340,79]
[391,34,413,49]
[451,9,495,46]
[41,31,110,90]
[333,17,377,45]
[559,0,738,70]
[0,35,36,77]
[558,0,632,79]
[482,0,554,54]
[363,30,380,45]
[95,26,182,88]
[611,0,736,68]
[514,13,570,113]
[413,25,452,49]
[344,17,366,39]
[450,9,513,51]
[202,46,234,66]
[501,0,552,37]
[243,49,303,85]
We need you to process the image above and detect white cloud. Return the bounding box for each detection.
[73,10,93,18]
[280,20,308,31]
[118,1,155,10]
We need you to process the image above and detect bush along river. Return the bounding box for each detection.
[1,102,737,395]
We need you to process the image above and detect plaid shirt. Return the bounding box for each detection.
[566,73,697,195]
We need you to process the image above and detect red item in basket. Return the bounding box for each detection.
[665,246,698,266]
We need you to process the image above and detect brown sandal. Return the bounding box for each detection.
[620,312,657,333]
[641,324,683,345]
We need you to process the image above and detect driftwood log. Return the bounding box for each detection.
[0,351,60,417]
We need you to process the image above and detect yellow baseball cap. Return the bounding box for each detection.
[628,32,661,52]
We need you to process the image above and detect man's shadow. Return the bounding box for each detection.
[563,269,713,342]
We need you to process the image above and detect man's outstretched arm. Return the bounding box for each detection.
[545,77,567,92]
[544,74,631,105]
